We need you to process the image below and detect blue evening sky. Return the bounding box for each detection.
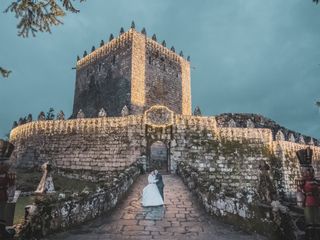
[0,0,320,138]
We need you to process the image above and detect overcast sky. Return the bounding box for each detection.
[0,0,320,139]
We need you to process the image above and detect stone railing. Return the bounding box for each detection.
[176,161,302,240]
[17,164,141,239]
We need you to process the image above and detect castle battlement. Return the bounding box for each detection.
[76,28,189,70]
[72,25,192,118]
[145,37,188,64]
[76,30,134,69]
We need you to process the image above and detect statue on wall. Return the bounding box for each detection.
[35,162,55,194]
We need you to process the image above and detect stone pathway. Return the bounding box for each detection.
[45,175,266,240]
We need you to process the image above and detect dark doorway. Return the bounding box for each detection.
[149,141,168,173]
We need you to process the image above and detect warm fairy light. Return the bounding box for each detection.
[9,115,144,142]
[9,111,320,166]
[76,29,190,69]
[131,31,146,107]
[144,105,175,128]
[180,59,192,115]
[76,30,134,69]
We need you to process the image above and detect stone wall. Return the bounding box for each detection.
[17,164,140,239]
[72,29,191,118]
[177,162,302,240]
[145,39,186,115]
[10,111,320,199]
[73,31,133,118]
[10,116,144,171]
[216,113,319,145]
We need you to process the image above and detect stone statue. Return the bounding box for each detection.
[193,106,202,116]
[35,162,55,194]
[121,105,129,117]
[162,40,166,47]
[98,108,107,117]
[56,111,65,120]
[77,109,85,119]
[38,111,46,121]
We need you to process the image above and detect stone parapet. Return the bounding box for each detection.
[17,164,140,239]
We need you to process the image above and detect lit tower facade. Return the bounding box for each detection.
[72,26,191,117]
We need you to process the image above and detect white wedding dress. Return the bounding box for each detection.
[142,174,164,206]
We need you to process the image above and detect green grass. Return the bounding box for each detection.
[13,196,35,225]
[12,170,98,225]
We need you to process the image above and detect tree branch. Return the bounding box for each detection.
[0,67,12,78]
[5,0,84,37]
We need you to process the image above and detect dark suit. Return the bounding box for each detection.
[155,173,164,201]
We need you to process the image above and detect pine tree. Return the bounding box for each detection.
[1,0,85,78]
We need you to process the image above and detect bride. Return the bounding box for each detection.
[142,171,164,206]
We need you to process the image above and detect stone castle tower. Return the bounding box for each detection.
[72,25,191,118]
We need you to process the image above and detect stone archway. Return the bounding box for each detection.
[149,140,169,173]
[145,125,172,173]
[144,105,175,173]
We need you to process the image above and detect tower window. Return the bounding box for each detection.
[149,56,152,64]
[112,55,116,65]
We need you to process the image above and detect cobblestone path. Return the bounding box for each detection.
[46,175,266,240]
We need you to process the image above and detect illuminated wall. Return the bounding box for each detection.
[72,28,192,117]
[10,110,320,199]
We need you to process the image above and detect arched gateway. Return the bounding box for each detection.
[144,105,174,173]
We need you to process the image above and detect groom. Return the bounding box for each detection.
[154,170,164,201]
